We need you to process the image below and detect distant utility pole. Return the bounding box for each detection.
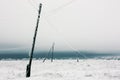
[51,42,55,62]
[76,52,79,62]
[26,3,42,77]
[43,47,52,63]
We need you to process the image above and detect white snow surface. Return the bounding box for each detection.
[0,59,120,80]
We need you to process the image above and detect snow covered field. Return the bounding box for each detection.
[0,59,120,80]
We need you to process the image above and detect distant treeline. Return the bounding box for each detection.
[0,51,119,60]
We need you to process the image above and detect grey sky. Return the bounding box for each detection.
[0,0,120,53]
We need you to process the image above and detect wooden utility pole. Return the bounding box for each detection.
[43,47,52,63]
[26,3,42,77]
[76,52,79,62]
[51,42,55,62]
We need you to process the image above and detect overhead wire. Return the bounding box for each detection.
[26,0,104,75]
[45,0,79,17]
[44,18,96,73]
[26,1,97,73]
[27,0,38,12]
[27,0,88,59]
[44,17,88,60]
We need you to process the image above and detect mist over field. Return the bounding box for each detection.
[0,0,120,53]
[0,1,120,80]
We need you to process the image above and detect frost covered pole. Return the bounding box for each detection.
[51,42,55,62]
[26,3,42,77]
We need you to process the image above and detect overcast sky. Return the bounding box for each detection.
[0,0,120,53]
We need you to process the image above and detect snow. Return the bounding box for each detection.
[0,59,120,80]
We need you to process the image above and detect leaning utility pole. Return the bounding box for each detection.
[26,3,42,77]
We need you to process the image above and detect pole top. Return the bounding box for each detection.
[40,3,42,6]
[38,3,42,14]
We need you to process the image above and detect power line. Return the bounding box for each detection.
[27,0,78,16]
[46,0,78,17]
[44,17,88,59]
[27,0,87,59]
[27,0,38,11]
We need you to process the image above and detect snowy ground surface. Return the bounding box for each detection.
[0,59,120,80]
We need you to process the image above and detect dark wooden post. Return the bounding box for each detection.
[51,42,55,62]
[26,3,42,77]
[76,52,79,62]
[43,47,52,63]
